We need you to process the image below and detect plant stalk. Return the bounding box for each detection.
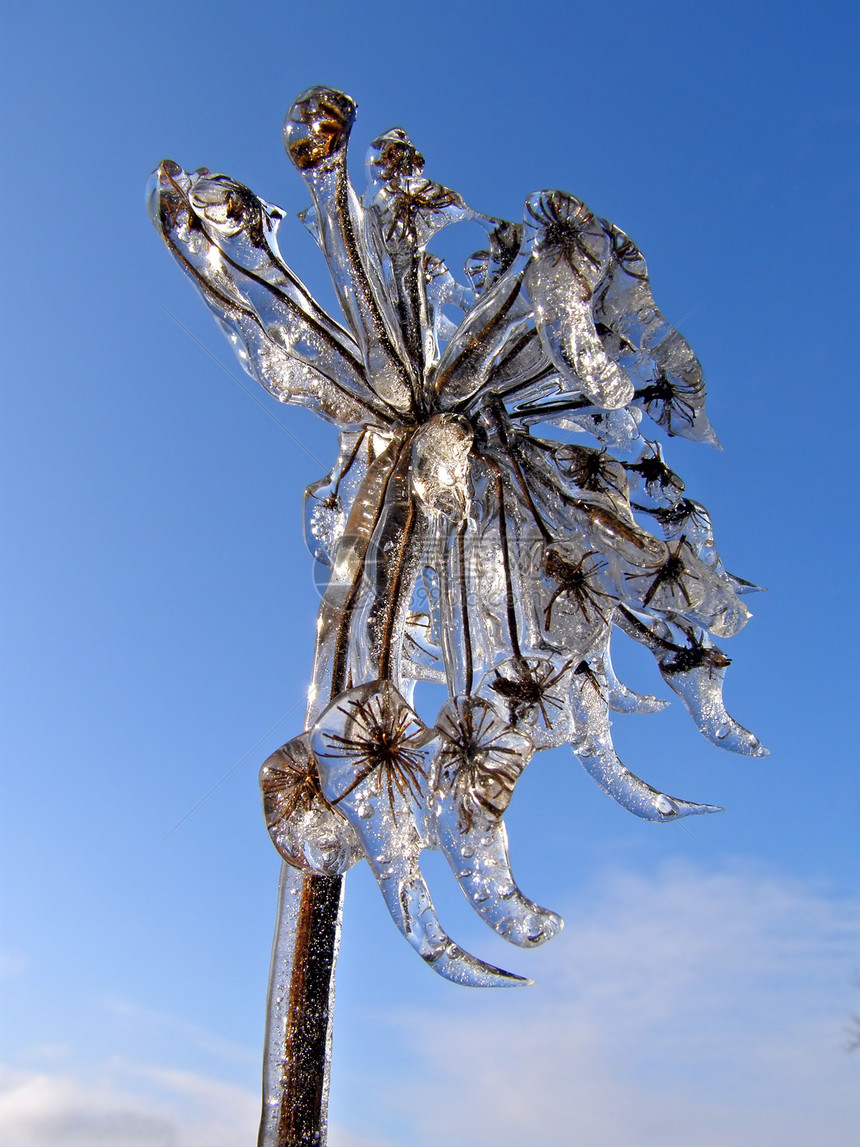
[258,863,344,1147]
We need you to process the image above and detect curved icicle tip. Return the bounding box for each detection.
[435,817,563,949]
[659,659,769,758]
[569,674,723,821]
[573,743,725,822]
[372,857,530,987]
[423,942,532,988]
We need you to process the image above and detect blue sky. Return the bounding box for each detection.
[1,0,858,1143]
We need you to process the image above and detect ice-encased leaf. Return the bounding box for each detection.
[302,429,375,566]
[345,450,430,688]
[306,432,412,718]
[284,87,417,414]
[148,162,389,428]
[568,664,722,820]
[594,220,719,445]
[429,240,532,404]
[524,192,634,411]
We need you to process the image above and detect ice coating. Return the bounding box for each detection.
[311,682,527,985]
[260,734,362,875]
[150,85,766,985]
[524,192,634,411]
[595,221,719,446]
[429,695,562,947]
[568,661,722,820]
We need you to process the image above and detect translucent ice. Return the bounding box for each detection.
[569,663,722,821]
[150,86,765,986]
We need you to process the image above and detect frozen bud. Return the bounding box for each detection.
[433,695,534,829]
[410,414,473,520]
[188,175,262,238]
[259,733,362,875]
[366,126,425,187]
[284,86,356,172]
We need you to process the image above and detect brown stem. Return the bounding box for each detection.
[258,865,344,1147]
[282,874,342,1145]
[457,520,474,694]
[486,459,522,661]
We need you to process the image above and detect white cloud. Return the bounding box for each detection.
[360,862,860,1147]
[0,1059,395,1147]
[0,1067,174,1147]
[0,1062,257,1147]
[1,864,857,1147]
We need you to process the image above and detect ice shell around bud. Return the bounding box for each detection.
[284,86,356,172]
[479,656,574,750]
[410,414,474,520]
[187,174,264,239]
[259,733,362,875]
[311,680,431,809]
[366,127,425,186]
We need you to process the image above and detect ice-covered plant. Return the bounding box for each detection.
[148,85,765,1146]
